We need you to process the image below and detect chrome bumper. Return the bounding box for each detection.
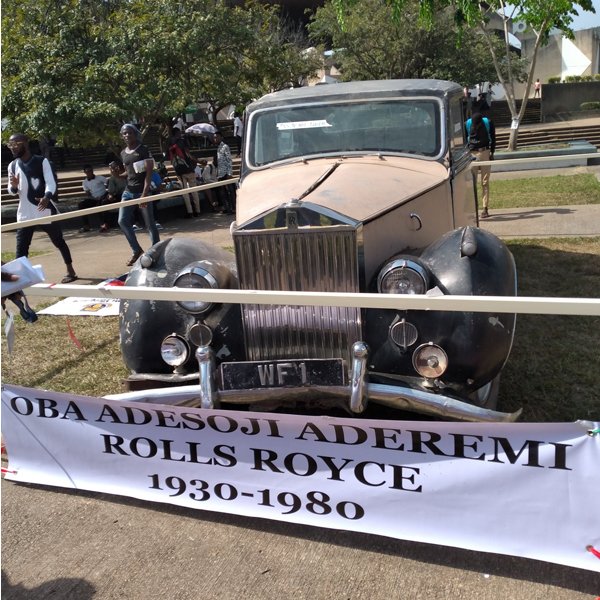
[113,344,521,423]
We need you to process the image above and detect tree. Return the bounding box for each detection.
[468,0,594,149]
[331,0,595,150]
[308,0,504,85]
[1,0,320,147]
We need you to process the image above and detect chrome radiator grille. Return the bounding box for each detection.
[234,228,362,362]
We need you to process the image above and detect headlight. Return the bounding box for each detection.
[174,261,221,314]
[377,259,428,295]
[412,343,448,378]
[160,334,190,367]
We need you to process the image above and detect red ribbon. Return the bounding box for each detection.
[66,317,84,350]
[586,545,600,559]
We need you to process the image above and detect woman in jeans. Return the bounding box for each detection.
[118,124,160,266]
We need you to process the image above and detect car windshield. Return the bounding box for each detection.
[248,98,441,167]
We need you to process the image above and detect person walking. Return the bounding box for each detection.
[168,128,201,218]
[213,130,236,214]
[118,123,160,266]
[465,112,496,219]
[534,78,542,98]
[6,133,78,283]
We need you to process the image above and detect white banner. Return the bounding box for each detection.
[1,384,599,572]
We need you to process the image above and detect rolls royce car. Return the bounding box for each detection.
[119,79,519,422]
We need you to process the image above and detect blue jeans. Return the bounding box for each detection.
[118,190,160,253]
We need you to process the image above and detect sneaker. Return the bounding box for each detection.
[99,224,110,233]
[480,208,489,219]
[78,227,91,233]
[133,224,144,231]
[155,223,164,230]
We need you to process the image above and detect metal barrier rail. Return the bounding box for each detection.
[25,283,600,317]
[472,151,599,167]
[0,179,239,233]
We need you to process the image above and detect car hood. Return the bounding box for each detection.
[237,156,449,226]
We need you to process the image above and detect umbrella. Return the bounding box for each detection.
[185,123,217,136]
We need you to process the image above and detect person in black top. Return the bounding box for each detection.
[118,124,160,266]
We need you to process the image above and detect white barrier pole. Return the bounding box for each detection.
[25,283,600,316]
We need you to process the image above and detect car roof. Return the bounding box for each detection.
[246,79,462,113]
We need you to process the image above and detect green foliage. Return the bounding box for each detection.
[1,0,320,146]
[307,0,502,84]
[548,76,562,83]
[581,101,600,110]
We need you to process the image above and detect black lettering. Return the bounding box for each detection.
[489,437,543,467]
[101,434,129,455]
[354,461,386,487]
[61,401,87,421]
[371,427,404,450]
[207,415,237,434]
[10,396,34,416]
[153,409,180,428]
[130,437,157,459]
[96,404,123,423]
[38,398,59,418]
[450,433,485,460]
[295,422,329,442]
[389,464,422,492]
[251,448,283,473]
[124,406,152,425]
[283,452,317,476]
[318,455,354,481]
[159,439,186,462]
[240,418,283,438]
[213,444,237,467]
[180,412,205,431]
[549,443,572,470]
[332,424,368,445]
[408,430,448,456]
[185,441,211,464]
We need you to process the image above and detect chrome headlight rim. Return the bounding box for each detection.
[377,258,429,295]
[174,263,219,314]
[160,334,191,367]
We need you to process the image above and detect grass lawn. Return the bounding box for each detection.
[486,173,600,209]
[2,237,598,423]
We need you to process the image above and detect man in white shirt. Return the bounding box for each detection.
[6,133,78,283]
[233,112,244,157]
[79,164,108,232]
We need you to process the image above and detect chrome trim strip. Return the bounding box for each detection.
[111,380,521,423]
[196,346,218,409]
[350,342,369,413]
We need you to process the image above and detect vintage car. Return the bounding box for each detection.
[120,79,519,422]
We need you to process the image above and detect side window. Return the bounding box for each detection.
[449,96,466,150]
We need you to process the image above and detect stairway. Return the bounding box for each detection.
[495,123,600,151]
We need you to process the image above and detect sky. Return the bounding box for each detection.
[571,0,600,29]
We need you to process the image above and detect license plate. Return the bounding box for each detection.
[220,358,345,390]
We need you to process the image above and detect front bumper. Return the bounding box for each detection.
[117,343,521,423]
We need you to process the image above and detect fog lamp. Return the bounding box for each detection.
[412,342,448,378]
[378,259,428,295]
[160,334,190,367]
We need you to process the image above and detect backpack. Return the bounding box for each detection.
[467,118,490,150]
[169,143,195,174]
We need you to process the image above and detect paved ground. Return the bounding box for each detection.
[2,166,599,599]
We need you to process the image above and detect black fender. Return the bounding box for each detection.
[366,226,516,393]
[120,238,244,374]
